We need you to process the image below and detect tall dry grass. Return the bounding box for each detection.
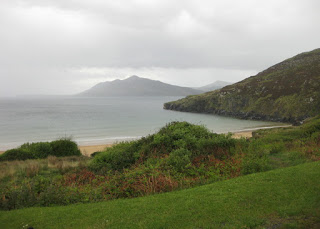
[0,156,89,180]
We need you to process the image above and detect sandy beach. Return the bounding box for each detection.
[1,133,252,156]
[79,144,113,156]
[232,131,253,139]
[231,124,292,139]
[0,125,291,156]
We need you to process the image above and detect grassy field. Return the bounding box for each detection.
[1,161,319,229]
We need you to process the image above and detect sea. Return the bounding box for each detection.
[0,96,278,150]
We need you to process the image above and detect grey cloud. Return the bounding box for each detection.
[0,0,319,96]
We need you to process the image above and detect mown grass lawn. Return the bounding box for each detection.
[1,161,319,229]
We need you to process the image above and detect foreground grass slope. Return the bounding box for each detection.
[164,48,320,123]
[1,161,319,229]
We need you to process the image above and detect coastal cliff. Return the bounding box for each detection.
[164,48,320,124]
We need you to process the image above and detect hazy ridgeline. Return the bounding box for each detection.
[78,75,204,96]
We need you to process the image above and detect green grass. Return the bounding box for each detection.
[1,161,319,229]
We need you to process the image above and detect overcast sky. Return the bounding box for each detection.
[0,0,319,96]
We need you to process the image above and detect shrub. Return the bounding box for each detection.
[89,142,139,172]
[50,139,81,157]
[0,149,36,161]
[0,139,81,161]
[20,142,53,158]
[89,122,238,172]
[196,135,236,159]
[167,148,192,172]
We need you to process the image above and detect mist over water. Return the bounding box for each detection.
[0,96,277,150]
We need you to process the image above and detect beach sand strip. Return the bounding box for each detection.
[0,125,291,156]
[79,144,113,156]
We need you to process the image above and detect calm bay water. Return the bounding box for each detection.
[0,96,277,150]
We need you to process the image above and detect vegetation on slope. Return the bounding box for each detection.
[164,48,320,123]
[1,161,320,229]
[0,116,319,210]
[0,139,81,161]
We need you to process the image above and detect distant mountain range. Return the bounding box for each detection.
[77,75,227,97]
[164,48,320,123]
[194,81,232,92]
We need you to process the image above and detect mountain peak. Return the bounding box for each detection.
[126,75,141,80]
[196,80,232,92]
[77,76,203,96]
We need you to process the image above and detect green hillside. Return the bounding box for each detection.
[164,48,320,123]
[1,161,319,229]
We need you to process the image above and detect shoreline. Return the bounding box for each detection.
[78,124,292,155]
[225,124,292,133]
[228,124,292,139]
[0,124,292,156]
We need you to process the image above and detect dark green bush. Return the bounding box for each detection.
[89,142,139,172]
[90,122,237,173]
[167,148,192,172]
[196,135,236,159]
[0,149,36,161]
[0,139,80,161]
[20,142,53,158]
[50,139,81,157]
